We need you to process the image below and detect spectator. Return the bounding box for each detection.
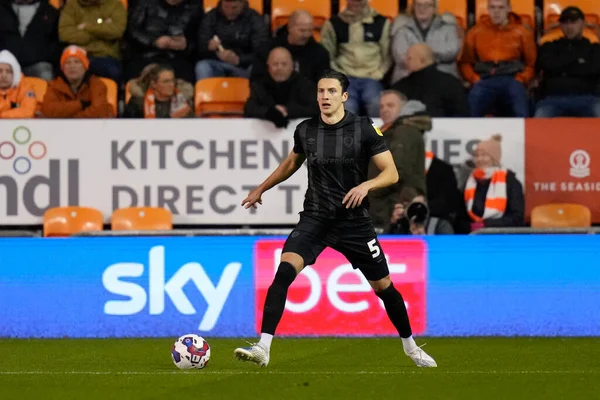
[464,134,524,232]
[0,0,61,81]
[196,0,269,81]
[0,50,37,119]
[251,10,330,83]
[41,45,114,118]
[535,7,600,118]
[459,0,536,117]
[58,0,127,84]
[123,64,193,118]
[244,47,317,128]
[368,89,429,229]
[393,43,469,117]
[390,0,461,83]
[320,0,391,117]
[126,0,200,83]
[425,150,464,233]
[387,186,454,235]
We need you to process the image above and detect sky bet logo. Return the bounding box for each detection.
[0,126,79,216]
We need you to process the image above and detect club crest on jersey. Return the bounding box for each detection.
[372,124,383,136]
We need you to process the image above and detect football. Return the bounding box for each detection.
[171,334,211,370]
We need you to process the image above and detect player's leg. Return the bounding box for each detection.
[333,219,437,367]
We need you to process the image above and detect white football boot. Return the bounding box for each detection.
[234,342,270,367]
[406,344,437,367]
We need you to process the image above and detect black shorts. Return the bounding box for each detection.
[282,213,390,281]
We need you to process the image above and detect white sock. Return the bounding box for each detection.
[259,333,273,351]
[402,336,418,353]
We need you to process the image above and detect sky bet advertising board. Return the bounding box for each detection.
[0,235,599,338]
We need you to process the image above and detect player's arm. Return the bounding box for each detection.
[241,150,306,209]
[343,150,399,209]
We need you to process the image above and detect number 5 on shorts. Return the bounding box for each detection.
[367,239,381,258]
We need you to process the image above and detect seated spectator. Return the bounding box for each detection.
[244,47,317,127]
[387,186,454,235]
[425,151,464,233]
[123,64,193,118]
[464,134,524,232]
[0,0,61,81]
[390,0,461,83]
[41,45,114,118]
[125,0,200,83]
[535,7,600,118]
[251,10,330,83]
[368,89,429,229]
[58,0,127,84]
[320,0,391,117]
[459,0,536,117]
[393,43,469,117]
[196,0,269,81]
[0,50,37,119]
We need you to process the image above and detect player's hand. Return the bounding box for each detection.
[241,187,263,209]
[342,182,371,209]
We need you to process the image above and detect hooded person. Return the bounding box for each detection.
[0,50,37,119]
[41,45,114,118]
[463,134,525,232]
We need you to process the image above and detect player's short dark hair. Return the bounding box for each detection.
[318,69,350,93]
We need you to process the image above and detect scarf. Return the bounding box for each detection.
[143,87,191,119]
[425,151,434,174]
[464,167,507,222]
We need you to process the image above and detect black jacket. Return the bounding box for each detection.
[244,72,318,126]
[251,25,330,83]
[537,37,600,97]
[126,0,201,60]
[197,1,269,67]
[469,170,524,228]
[392,64,469,117]
[0,0,61,68]
[427,156,463,229]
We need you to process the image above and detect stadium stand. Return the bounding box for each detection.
[43,206,104,237]
[99,77,118,117]
[531,204,592,228]
[476,0,535,29]
[544,0,600,27]
[111,207,173,231]
[407,0,468,29]
[194,77,250,117]
[339,0,400,20]
[271,0,331,40]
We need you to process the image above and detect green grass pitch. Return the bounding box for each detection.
[1,338,599,400]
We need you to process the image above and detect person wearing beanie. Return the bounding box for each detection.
[41,45,114,118]
[462,134,524,232]
[0,50,37,119]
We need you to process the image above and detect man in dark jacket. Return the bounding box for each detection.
[368,89,430,229]
[392,43,469,117]
[426,153,464,233]
[125,0,201,83]
[195,0,269,81]
[0,0,61,81]
[244,47,317,128]
[535,6,600,117]
[251,9,330,83]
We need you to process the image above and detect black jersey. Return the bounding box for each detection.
[293,111,388,218]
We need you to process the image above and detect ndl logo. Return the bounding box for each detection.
[102,246,242,331]
[0,126,79,217]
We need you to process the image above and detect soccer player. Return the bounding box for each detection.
[234,70,437,368]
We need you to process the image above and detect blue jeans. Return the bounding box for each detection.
[345,77,382,117]
[195,59,251,81]
[534,95,600,117]
[469,76,529,117]
[89,56,122,84]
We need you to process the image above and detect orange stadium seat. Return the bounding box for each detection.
[195,77,250,118]
[476,0,535,29]
[531,203,592,228]
[339,0,399,20]
[99,77,118,116]
[111,207,173,231]
[204,0,263,13]
[49,0,63,9]
[407,0,467,30]
[43,206,104,237]
[271,0,331,40]
[544,0,600,30]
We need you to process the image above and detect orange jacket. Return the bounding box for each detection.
[459,13,537,85]
[42,74,114,118]
[0,80,37,119]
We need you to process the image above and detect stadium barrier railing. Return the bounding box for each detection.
[470,227,600,235]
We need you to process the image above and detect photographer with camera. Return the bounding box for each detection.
[388,187,454,235]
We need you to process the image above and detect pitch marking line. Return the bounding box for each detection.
[0,371,597,376]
